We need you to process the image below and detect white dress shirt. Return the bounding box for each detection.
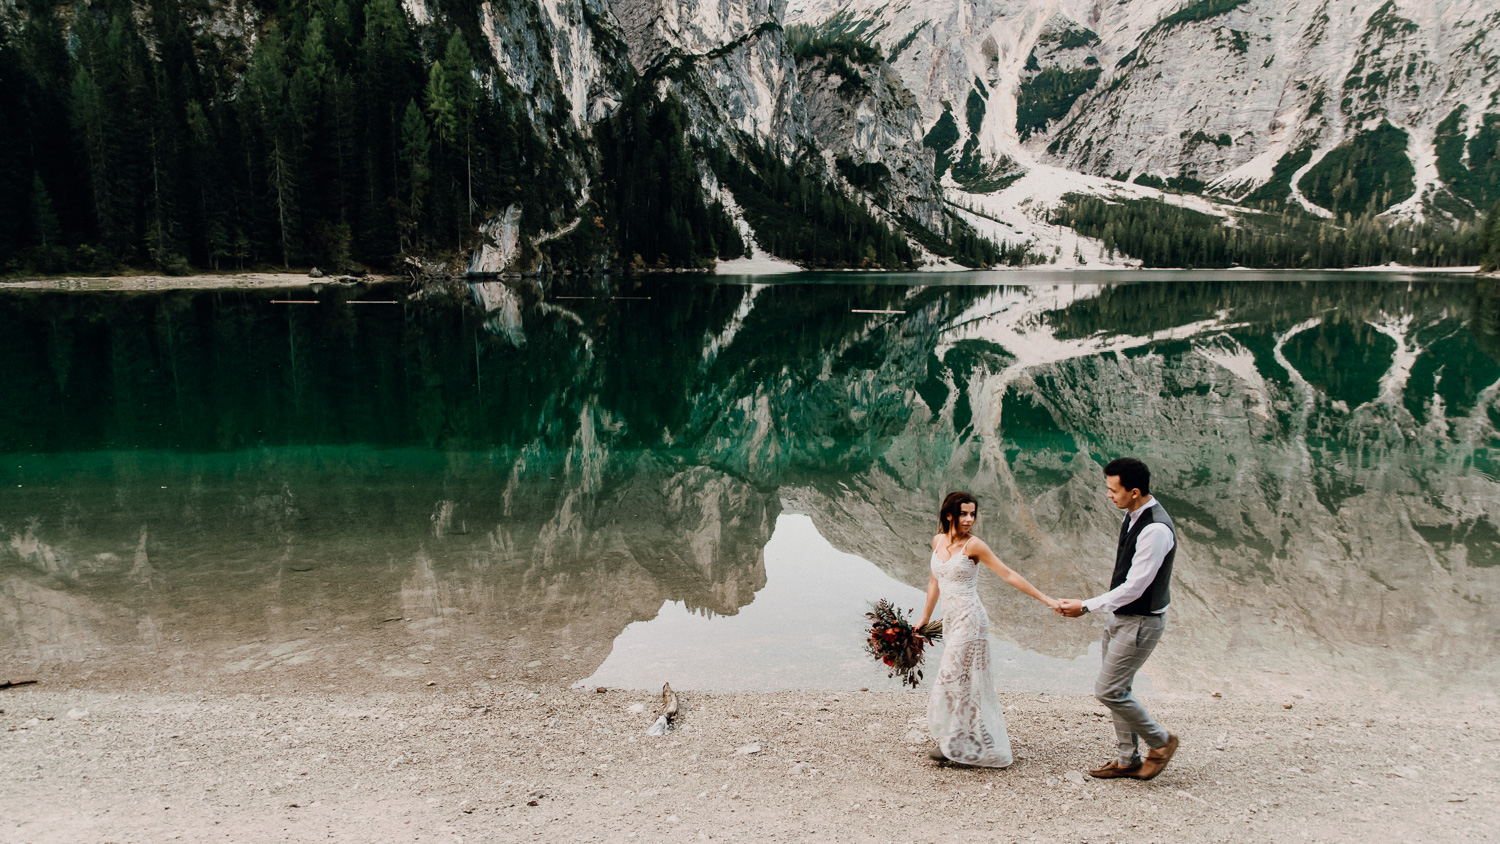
[1083,498,1175,614]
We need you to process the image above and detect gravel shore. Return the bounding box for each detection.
[3,682,1494,843]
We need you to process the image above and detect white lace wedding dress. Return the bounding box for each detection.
[928,541,1013,767]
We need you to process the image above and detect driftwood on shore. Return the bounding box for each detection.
[1,680,38,690]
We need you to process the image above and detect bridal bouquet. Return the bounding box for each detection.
[864,599,944,689]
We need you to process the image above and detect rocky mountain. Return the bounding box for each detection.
[447,0,1500,270]
[446,0,970,270]
[0,0,1493,275]
[788,0,1500,219]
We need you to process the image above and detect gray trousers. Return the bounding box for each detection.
[1095,613,1169,767]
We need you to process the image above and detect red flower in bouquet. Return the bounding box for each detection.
[863,599,944,689]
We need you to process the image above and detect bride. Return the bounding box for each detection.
[915,491,1058,767]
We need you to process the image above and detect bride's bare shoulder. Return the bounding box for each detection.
[931,533,946,550]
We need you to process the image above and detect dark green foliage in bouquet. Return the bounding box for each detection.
[864,599,943,689]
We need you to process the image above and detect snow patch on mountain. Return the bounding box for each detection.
[712,188,804,275]
[945,162,1241,269]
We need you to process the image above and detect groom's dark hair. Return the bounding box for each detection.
[939,491,978,533]
[1104,458,1150,495]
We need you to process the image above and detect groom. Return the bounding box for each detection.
[1056,457,1180,781]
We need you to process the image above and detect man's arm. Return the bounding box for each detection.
[1081,523,1174,613]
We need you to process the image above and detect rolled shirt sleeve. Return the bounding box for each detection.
[1083,521,1175,614]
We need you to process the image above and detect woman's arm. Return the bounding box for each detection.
[916,536,944,629]
[916,574,940,630]
[971,540,1057,609]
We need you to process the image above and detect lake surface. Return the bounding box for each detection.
[2,271,1497,697]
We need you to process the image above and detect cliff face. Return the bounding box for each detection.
[404,0,950,269]
[796,48,947,233]
[460,0,627,127]
[452,0,1498,270]
[788,0,1500,221]
[606,0,809,145]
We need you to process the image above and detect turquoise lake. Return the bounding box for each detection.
[2,272,1496,696]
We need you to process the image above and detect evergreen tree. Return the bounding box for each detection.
[246,29,297,266]
[442,31,478,233]
[143,64,185,270]
[29,172,63,270]
[1055,194,1482,269]
[13,0,79,239]
[424,61,457,145]
[357,0,417,263]
[69,64,111,247]
[398,98,431,253]
[1483,201,1500,273]
[423,59,460,249]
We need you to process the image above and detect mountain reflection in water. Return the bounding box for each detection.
[581,513,1103,693]
[1,273,1496,696]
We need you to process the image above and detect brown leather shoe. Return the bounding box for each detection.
[1087,759,1143,778]
[1134,733,1180,780]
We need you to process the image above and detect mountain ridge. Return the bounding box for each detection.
[0,0,1495,275]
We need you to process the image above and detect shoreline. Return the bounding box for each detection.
[0,272,386,291]
[3,680,1494,842]
[0,264,1484,291]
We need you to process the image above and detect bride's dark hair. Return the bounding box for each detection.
[939,491,978,533]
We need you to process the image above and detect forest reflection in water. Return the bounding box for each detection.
[1,272,1497,696]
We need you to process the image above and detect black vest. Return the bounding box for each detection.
[1110,501,1175,615]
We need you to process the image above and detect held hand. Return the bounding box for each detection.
[1055,599,1086,618]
